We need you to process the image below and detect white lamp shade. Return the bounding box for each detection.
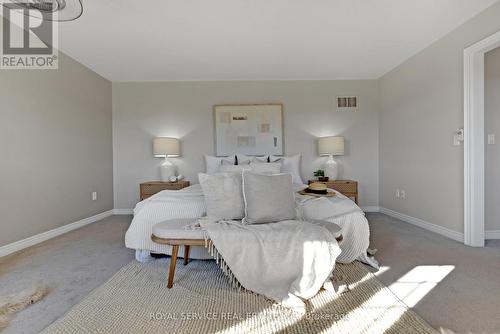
[318,136,345,156]
[153,137,180,157]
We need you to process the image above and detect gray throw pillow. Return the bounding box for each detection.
[198,173,245,220]
[242,171,296,224]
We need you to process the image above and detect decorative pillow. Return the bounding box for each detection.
[236,154,270,164]
[204,155,235,174]
[269,154,303,184]
[218,164,251,173]
[249,162,281,174]
[251,155,270,163]
[236,154,252,165]
[198,173,245,220]
[242,171,296,224]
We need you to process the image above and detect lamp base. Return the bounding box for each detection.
[324,156,339,181]
[160,158,176,182]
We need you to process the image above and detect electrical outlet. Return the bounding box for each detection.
[395,188,400,198]
[92,192,97,201]
[400,190,406,199]
[488,134,495,145]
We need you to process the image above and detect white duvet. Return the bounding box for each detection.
[125,184,377,268]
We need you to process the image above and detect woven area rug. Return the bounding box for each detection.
[42,259,437,334]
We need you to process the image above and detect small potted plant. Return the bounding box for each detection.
[314,169,329,182]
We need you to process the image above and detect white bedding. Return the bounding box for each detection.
[125,185,211,259]
[125,184,378,268]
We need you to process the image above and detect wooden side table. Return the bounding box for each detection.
[308,180,358,204]
[140,181,190,200]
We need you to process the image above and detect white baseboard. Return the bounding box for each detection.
[0,210,114,258]
[362,206,380,213]
[113,208,133,215]
[379,207,464,243]
[485,230,500,239]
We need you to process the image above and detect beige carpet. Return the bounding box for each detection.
[42,259,436,334]
[5,213,498,333]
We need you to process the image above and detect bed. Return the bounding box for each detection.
[125,183,378,268]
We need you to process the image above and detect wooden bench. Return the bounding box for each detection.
[151,236,207,288]
[151,218,206,288]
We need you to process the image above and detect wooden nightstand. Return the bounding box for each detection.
[308,180,358,204]
[140,181,190,200]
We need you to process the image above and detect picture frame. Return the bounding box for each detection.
[213,104,284,156]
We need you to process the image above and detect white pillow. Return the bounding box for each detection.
[269,154,303,184]
[242,171,296,224]
[249,162,281,174]
[218,164,251,173]
[204,155,235,174]
[237,154,270,164]
[251,156,269,163]
[198,173,245,220]
[236,154,252,165]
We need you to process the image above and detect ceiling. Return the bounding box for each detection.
[55,0,498,81]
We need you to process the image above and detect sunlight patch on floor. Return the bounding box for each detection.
[335,283,409,334]
[388,265,455,307]
[218,265,449,334]
[373,266,390,276]
[327,265,454,334]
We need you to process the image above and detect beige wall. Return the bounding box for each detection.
[7,3,500,246]
[485,47,500,231]
[0,52,113,247]
[113,81,379,210]
[379,2,500,233]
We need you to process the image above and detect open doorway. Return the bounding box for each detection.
[464,30,500,247]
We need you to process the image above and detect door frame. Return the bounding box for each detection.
[464,30,500,247]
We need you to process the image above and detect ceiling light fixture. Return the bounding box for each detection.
[8,0,83,22]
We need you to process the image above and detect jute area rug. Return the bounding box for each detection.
[42,259,437,334]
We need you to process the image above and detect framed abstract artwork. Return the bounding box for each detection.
[213,104,283,156]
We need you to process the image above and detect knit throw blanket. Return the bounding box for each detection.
[199,218,341,311]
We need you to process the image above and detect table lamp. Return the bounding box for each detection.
[318,136,344,180]
[154,137,180,182]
